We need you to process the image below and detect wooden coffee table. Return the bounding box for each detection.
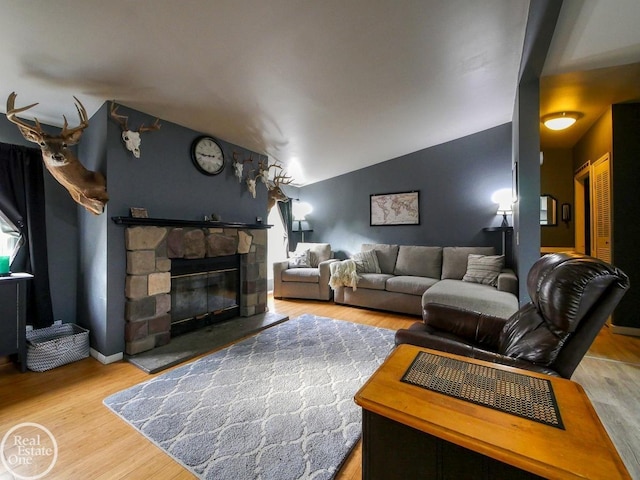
[354,344,630,480]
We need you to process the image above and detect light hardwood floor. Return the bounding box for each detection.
[0,297,638,479]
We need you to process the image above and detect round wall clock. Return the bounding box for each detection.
[191,136,225,175]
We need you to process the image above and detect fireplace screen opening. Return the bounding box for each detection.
[171,255,240,337]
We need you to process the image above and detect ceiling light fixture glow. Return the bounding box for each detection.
[541,112,582,131]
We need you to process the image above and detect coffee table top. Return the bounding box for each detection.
[355,344,630,480]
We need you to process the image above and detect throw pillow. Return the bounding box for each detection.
[308,251,319,268]
[351,250,381,274]
[462,254,504,287]
[288,249,311,268]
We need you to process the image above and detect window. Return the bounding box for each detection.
[0,210,20,262]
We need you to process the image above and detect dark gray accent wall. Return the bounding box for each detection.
[77,102,110,354]
[84,102,270,356]
[611,103,640,329]
[512,0,562,302]
[513,80,542,303]
[299,124,513,260]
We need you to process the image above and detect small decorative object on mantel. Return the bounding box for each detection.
[6,92,109,215]
[203,213,221,222]
[110,102,161,158]
[130,207,148,218]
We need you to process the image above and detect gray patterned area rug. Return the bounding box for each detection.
[104,314,395,479]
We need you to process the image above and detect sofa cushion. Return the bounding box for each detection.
[288,249,311,268]
[463,254,505,287]
[296,243,331,267]
[422,279,519,319]
[394,246,442,278]
[352,250,381,274]
[362,244,399,274]
[281,267,319,283]
[442,247,496,280]
[357,273,394,290]
[386,276,439,296]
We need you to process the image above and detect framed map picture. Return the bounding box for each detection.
[370,191,420,226]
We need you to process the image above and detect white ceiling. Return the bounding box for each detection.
[1,1,639,185]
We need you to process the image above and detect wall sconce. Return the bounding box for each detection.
[541,112,582,131]
[491,188,514,227]
[562,203,571,224]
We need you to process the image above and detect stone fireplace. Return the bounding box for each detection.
[116,217,268,355]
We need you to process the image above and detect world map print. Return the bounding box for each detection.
[370,191,419,225]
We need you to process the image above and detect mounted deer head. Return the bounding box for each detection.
[267,170,293,212]
[6,92,109,215]
[110,103,160,158]
[232,151,253,183]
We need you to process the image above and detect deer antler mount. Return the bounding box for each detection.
[110,102,161,158]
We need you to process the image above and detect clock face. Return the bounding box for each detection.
[191,136,225,175]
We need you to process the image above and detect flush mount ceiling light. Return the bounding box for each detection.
[541,112,582,131]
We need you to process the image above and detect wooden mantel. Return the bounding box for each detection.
[111,216,271,229]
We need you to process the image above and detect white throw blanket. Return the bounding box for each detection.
[329,259,360,290]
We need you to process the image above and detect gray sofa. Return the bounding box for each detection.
[332,244,519,317]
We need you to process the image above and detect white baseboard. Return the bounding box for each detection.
[610,325,640,337]
[90,348,124,364]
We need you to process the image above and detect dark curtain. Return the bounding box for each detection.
[0,143,54,328]
[277,198,294,252]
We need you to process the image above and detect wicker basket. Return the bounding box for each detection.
[26,323,90,372]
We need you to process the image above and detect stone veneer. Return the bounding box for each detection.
[123,226,267,355]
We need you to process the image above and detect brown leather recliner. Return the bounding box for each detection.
[395,252,630,378]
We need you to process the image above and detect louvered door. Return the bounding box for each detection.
[592,154,612,263]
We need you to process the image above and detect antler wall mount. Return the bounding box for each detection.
[110,102,161,158]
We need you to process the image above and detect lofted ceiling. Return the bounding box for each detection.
[0,1,639,185]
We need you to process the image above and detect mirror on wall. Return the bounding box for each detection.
[540,194,557,226]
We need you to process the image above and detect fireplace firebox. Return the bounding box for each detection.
[170,255,240,337]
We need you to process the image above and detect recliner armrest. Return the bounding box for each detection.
[423,303,506,349]
[394,325,560,377]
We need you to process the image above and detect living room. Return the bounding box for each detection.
[1,1,639,479]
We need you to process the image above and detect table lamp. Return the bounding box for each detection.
[491,188,514,227]
[292,201,313,242]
